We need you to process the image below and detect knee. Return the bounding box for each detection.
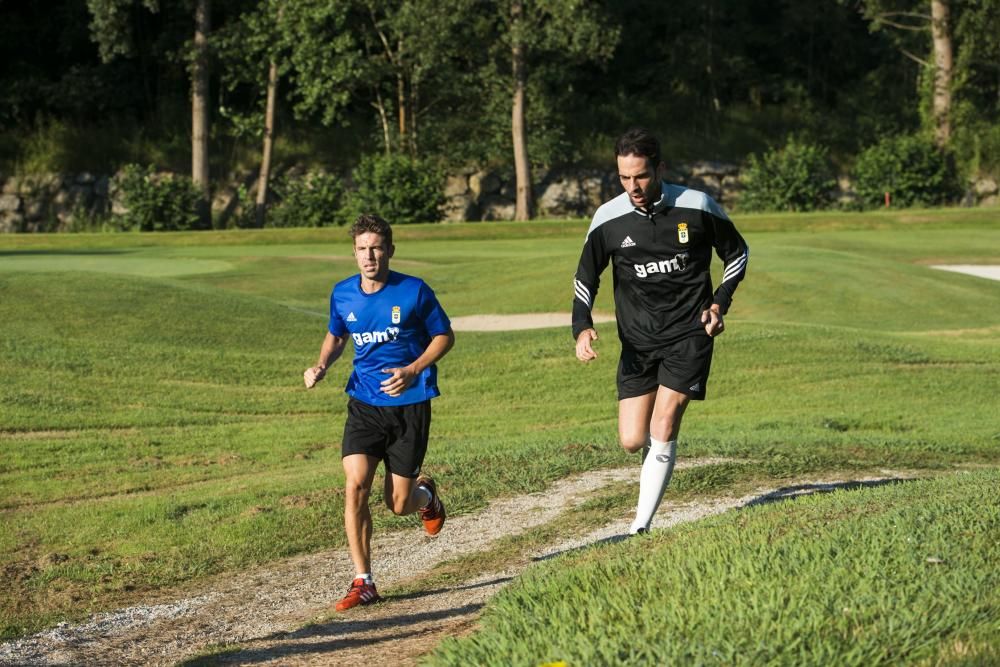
[344,481,371,507]
[619,433,647,454]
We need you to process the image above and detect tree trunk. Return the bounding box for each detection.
[372,89,392,155]
[930,0,953,147]
[397,71,408,148]
[511,0,533,221]
[192,0,211,226]
[411,74,420,157]
[255,59,279,228]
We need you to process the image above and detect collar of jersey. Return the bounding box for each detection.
[632,181,671,218]
[355,270,394,296]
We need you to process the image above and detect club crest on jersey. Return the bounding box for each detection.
[678,222,689,243]
[391,305,401,324]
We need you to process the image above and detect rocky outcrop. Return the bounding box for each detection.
[0,173,111,233]
[2,166,998,232]
[440,161,749,222]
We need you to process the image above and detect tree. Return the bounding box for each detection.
[488,0,618,220]
[277,1,363,128]
[351,0,474,157]
[510,0,531,220]
[851,0,954,146]
[87,0,213,223]
[191,0,211,221]
[216,0,286,226]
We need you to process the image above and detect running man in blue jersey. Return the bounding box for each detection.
[303,214,454,612]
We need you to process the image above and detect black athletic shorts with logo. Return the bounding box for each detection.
[341,397,432,478]
[617,334,714,401]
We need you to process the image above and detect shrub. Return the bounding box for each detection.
[851,133,961,208]
[266,172,345,228]
[112,164,206,231]
[739,137,836,212]
[340,153,444,225]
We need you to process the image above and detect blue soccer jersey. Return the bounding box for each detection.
[328,271,451,406]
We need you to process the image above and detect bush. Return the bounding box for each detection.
[112,164,206,231]
[340,153,444,225]
[739,137,836,212]
[851,133,961,208]
[266,172,345,228]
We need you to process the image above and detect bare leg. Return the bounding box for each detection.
[649,385,690,443]
[342,454,380,575]
[383,473,428,515]
[618,391,656,453]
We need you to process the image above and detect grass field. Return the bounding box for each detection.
[1,208,999,658]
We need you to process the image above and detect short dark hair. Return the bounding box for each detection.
[614,127,661,167]
[350,214,393,247]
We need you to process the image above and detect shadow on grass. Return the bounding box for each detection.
[179,604,486,666]
[177,576,513,666]
[538,476,920,559]
[743,476,915,507]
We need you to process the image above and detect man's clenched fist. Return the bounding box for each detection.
[303,365,326,389]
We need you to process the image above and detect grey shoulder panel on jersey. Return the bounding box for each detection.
[665,183,731,221]
[586,191,633,237]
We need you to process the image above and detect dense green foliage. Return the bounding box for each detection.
[266,171,345,228]
[851,134,962,208]
[428,470,1000,666]
[1,212,998,643]
[2,1,998,188]
[739,137,837,212]
[113,164,206,231]
[340,153,445,225]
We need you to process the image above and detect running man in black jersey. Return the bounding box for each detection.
[572,127,749,534]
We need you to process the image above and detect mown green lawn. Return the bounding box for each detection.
[1,208,998,649]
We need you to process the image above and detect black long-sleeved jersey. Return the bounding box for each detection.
[572,182,749,351]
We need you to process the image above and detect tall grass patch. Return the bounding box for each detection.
[427,469,1000,666]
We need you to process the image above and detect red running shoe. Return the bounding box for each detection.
[335,577,381,612]
[416,475,446,536]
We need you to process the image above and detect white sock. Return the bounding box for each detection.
[629,438,677,534]
[357,572,373,584]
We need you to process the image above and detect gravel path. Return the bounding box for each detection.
[0,461,918,667]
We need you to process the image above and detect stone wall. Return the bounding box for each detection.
[441,161,745,222]
[0,173,111,233]
[2,167,998,232]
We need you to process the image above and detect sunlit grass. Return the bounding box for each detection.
[1,212,998,643]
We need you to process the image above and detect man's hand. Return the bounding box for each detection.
[380,366,416,397]
[575,328,599,362]
[303,365,327,389]
[701,306,725,337]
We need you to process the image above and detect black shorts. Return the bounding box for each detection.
[617,334,714,401]
[341,397,432,478]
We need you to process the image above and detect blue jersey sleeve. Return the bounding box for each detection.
[328,287,347,337]
[417,282,451,337]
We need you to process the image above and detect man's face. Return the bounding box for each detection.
[617,153,663,210]
[353,231,394,281]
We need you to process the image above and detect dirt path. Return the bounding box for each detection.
[0,462,918,667]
